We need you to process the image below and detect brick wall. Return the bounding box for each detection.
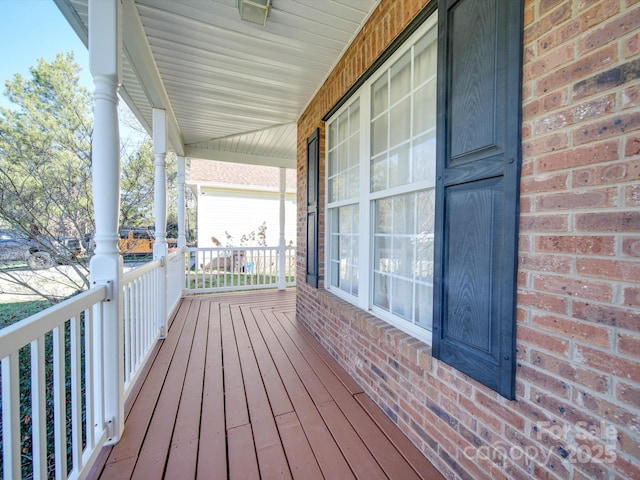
[296,1,640,479]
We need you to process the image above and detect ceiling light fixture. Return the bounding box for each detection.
[238,0,271,27]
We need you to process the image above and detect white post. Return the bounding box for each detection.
[278,167,287,290]
[153,109,168,337]
[89,0,124,445]
[177,156,187,249]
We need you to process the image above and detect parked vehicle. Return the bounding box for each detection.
[118,227,155,256]
[0,229,82,269]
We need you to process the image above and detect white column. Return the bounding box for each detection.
[153,108,168,337]
[278,167,287,290]
[177,156,186,249]
[89,0,124,445]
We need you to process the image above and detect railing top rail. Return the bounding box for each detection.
[122,258,163,284]
[0,285,108,358]
[186,245,295,252]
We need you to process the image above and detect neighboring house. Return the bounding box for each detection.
[298,2,639,480]
[187,159,296,248]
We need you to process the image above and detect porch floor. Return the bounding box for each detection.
[90,289,443,479]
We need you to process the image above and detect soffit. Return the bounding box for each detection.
[55,0,380,167]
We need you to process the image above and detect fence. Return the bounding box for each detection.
[185,245,296,294]
[0,287,108,479]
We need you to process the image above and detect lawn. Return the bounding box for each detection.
[0,299,54,328]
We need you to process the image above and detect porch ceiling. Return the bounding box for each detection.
[54,0,380,168]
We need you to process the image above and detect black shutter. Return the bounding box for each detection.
[306,129,320,288]
[432,0,523,399]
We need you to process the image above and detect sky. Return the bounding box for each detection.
[0,0,92,109]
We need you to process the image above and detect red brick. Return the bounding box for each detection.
[536,140,619,172]
[475,390,525,430]
[623,83,640,109]
[573,160,640,186]
[518,325,570,355]
[532,274,612,301]
[627,185,640,207]
[530,388,600,425]
[521,172,568,193]
[616,382,640,409]
[525,2,572,44]
[623,236,640,256]
[533,94,615,134]
[618,332,640,357]
[625,31,640,57]
[517,290,569,314]
[530,349,610,392]
[539,0,565,16]
[526,45,575,80]
[626,135,640,156]
[518,252,572,273]
[576,257,640,282]
[579,6,640,53]
[573,389,639,437]
[517,364,570,398]
[535,235,615,255]
[575,211,640,232]
[623,287,640,307]
[519,214,569,233]
[572,58,640,101]
[573,300,640,333]
[574,111,640,145]
[537,188,616,211]
[531,313,611,347]
[522,132,568,156]
[576,344,640,383]
[536,44,618,95]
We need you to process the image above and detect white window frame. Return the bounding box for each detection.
[325,13,437,345]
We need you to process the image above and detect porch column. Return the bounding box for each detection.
[89,0,124,445]
[177,156,187,249]
[278,167,287,290]
[153,108,168,337]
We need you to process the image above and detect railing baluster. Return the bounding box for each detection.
[70,315,83,473]
[53,325,68,479]
[30,336,47,479]
[2,352,21,480]
[84,307,95,452]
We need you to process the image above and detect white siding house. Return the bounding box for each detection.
[187,159,296,249]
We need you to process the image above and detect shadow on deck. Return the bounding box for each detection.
[90,289,443,479]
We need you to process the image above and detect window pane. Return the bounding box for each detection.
[338,110,349,143]
[371,115,388,156]
[415,283,433,329]
[390,98,411,147]
[371,154,387,192]
[413,81,436,136]
[414,27,437,86]
[374,235,391,272]
[388,144,410,189]
[392,278,413,320]
[373,272,390,310]
[349,102,360,135]
[393,194,415,234]
[376,197,393,233]
[349,136,360,168]
[328,121,338,150]
[390,51,411,104]
[412,131,436,185]
[372,75,388,117]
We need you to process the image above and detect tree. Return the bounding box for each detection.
[0,53,93,300]
[0,53,182,303]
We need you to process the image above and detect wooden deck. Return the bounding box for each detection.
[90,289,443,479]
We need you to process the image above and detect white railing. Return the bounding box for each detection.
[185,245,296,294]
[166,250,185,318]
[0,286,108,480]
[121,258,163,397]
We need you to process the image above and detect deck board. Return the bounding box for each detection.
[91,289,443,480]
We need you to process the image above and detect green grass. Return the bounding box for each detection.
[0,300,54,328]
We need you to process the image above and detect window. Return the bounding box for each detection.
[326,14,437,341]
[321,0,522,399]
